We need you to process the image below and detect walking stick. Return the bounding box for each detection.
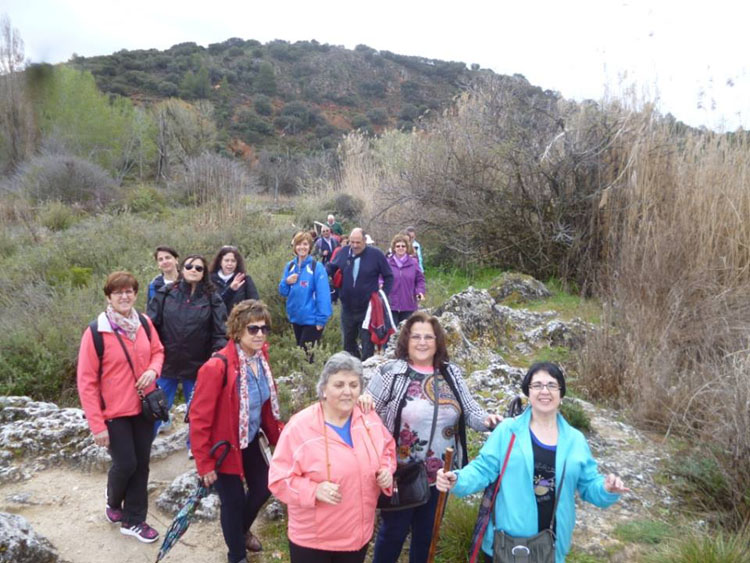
[427,447,454,563]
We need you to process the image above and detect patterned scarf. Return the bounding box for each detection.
[105,305,140,341]
[237,346,280,449]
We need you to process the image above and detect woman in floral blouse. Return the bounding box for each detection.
[361,311,502,563]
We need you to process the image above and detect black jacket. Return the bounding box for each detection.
[210,271,260,314]
[147,281,227,381]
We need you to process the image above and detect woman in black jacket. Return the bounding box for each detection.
[147,254,228,453]
[209,246,260,314]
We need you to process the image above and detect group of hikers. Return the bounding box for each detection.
[76,216,628,563]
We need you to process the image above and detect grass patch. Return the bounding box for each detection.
[435,496,479,562]
[517,278,601,324]
[649,528,750,563]
[560,400,591,432]
[614,519,673,545]
[423,266,504,308]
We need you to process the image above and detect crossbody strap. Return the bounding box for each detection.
[112,330,144,399]
[424,374,440,456]
[488,433,516,529]
[548,461,567,531]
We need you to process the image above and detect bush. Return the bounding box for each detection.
[366,107,388,125]
[123,184,167,215]
[169,153,253,211]
[560,399,591,432]
[13,153,119,211]
[38,201,85,231]
[254,95,273,116]
[325,193,363,224]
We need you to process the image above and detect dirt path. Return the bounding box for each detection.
[0,451,284,563]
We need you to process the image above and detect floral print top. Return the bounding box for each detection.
[398,366,461,483]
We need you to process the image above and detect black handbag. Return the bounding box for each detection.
[139,386,170,422]
[377,375,440,512]
[113,330,170,423]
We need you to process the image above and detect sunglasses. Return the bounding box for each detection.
[246,325,270,335]
[184,263,205,272]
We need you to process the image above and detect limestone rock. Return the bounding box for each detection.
[489,273,551,303]
[0,512,63,563]
[155,470,220,520]
[264,499,285,521]
[524,318,590,350]
[432,287,507,348]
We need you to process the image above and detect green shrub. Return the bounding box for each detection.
[39,202,85,231]
[560,399,591,432]
[324,193,363,224]
[614,519,673,545]
[435,497,479,562]
[123,184,167,215]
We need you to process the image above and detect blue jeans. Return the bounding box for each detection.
[153,377,195,447]
[373,486,440,563]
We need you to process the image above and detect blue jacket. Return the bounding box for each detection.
[452,408,620,562]
[278,256,332,327]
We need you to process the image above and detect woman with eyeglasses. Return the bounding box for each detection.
[359,312,502,563]
[209,246,260,314]
[269,352,396,563]
[147,254,228,447]
[435,362,629,563]
[190,300,284,562]
[279,231,332,357]
[77,271,164,543]
[387,234,425,325]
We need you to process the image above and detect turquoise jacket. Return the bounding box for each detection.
[452,408,620,562]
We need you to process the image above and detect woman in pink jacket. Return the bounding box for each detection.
[269,352,396,563]
[77,271,164,543]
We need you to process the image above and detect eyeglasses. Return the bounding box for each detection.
[394,244,407,248]
[111,290,135,297]
[528,382,560,392]
[246,325,270,335]
[184,264,204,272]
[409,334,436,342]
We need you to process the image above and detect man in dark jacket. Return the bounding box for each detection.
[327,228,393,360]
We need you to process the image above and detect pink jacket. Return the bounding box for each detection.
[77,312,164,434]
[268,403,396,551]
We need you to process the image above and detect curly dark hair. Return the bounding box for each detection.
[209,246,247,275]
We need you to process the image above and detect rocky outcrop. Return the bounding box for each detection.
[0,512,63,563]
[156,470,220,520]
[489,272,551,303]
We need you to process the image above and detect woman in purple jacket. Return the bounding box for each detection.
[387,234,426,324]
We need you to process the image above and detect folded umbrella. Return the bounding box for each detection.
[155,441,231,562]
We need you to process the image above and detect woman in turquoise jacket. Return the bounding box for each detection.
[437,362,628,563]
[279,231,332,357]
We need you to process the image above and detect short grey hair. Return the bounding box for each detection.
[317,352,363,400]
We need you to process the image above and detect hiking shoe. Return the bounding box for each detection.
[120,521,159,543]
[187,448,194,460]
[105,505,123,524]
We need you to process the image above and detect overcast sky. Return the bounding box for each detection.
[3,0,747,131]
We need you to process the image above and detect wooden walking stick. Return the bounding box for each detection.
[427,447,454,563]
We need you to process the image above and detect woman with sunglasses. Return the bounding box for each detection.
[387,234,425,325]
[190,300,284,562]
[209,246,260,314]
[435,362,629,563]
[360,312,502,563]
[147,254,228,446]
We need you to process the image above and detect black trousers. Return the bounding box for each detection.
[106,414,154,525]
[340,306,374,360]
[214,434,271,563]
[391,310,415,325]
[289,540,368,563]
[292,323,324,357]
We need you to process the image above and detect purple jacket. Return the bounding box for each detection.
[387,254,425,312]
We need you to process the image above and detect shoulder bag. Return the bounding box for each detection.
[113,331,169,423]
[377,374,440,511]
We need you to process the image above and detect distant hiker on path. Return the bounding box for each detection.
[327,228,393,360]
[279,231,332,359]
[77,271,164,543]
[387,233,425,324]
[436,362,629,563]
[314,225,340,264]
[209,246,260,314]
[406,226,424,272]
[147,246,179,303]
[327,213,344,237]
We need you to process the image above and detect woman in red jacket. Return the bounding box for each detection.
[189,300,283,562]
[77,271,164,543]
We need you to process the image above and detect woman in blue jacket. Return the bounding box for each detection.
[278,231,332,358]
[436,362,628,563]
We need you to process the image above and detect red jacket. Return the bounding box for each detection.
[268,403,396,551]
[77,312,164,435]
[190,340,283,478]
